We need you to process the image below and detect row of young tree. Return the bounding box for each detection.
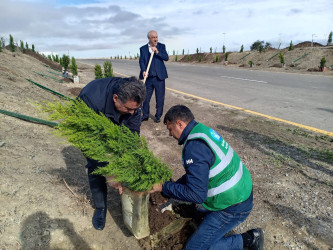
[112,31,332,60]
[47,53,78,76]
[0,34,35,53]
[94,61,114,79]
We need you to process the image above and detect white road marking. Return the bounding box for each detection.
[220,75,268,83]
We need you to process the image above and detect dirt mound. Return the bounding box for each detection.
[169,45,333,75]
[5,45,62,71]
[294,41,323,48]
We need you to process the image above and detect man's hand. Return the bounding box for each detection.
[106,176,123,195]
[143,71,147,77]
[149,183,163,193]
[151,47,159,54]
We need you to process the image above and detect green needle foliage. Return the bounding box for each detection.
[94,64,103,79]
[70,57,78,76]
[9,34,15,52]
[61,54,70,71]
[103,61,114,78]
[40,99,172,192]
[279,52,285,64]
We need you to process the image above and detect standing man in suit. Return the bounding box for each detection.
[139,30,169,123]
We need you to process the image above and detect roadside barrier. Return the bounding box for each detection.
[0,108,58,127]
[292,53,308,63]
[267,52,280,61]
[26,78,74,101]
[240,53,250,60]
[47,70,74,81]
[34,71,64,83]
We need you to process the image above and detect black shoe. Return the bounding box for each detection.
[92,208,107,230]
[141,117,149,122]
[154,118,161,123]
[248,228,264,250]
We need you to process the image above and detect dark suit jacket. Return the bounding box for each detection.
[139,42,169,80]
[77,77,141,134]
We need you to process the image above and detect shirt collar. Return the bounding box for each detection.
[178,120,198,145]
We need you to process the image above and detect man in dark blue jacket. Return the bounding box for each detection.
[78,76,146,230]
[139,30,168,123]
[150,105,264,250]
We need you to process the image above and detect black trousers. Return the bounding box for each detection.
[142,76,165,120]
[86,158,108,209]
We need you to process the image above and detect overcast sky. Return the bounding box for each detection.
[1,0,332,58]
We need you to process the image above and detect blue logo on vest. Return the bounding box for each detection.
[209,128,222,141]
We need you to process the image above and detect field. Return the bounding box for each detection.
[0,46,332,249]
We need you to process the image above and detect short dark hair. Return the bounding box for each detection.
[163,105,194,124]
[113,76,146,104]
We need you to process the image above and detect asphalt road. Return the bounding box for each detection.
[78,59,333,134]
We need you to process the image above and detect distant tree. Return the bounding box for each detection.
[94,64,103,79]
[210,47,212,53]
[182,49,184,55]
[32,44,35,52]
[25,42,29,50]
[9,34,15,52]
[70,57,78,76]
[215,55,219,62]
[103,61,113,78]
[264,42,271,49]
[225,52,229,61]
[288,41,294,51]
[175,55,178,62]
[187,55,190,61]
[279,52,285,65]
[173,50,175,55]
[198,55,202,62]
[328,31,332,45]
[250,40,264,51]
[258,44,263,53]
[20,40,25,52]
[52,54,56,61]
[48,55,52,61]
[320,57,326,68]
[196,48,199,54]
[0,37,5,52]
[55,54,59,63]
[61,54,70,71]
[222,45,226,54]
[240,45,244,52]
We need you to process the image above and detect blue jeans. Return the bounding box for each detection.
[185,192,253,250]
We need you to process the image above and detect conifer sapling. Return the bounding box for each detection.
[39,99,172,192]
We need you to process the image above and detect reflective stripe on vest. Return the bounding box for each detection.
[185,123,252,211]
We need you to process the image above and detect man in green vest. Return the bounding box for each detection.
[150,105,264,249]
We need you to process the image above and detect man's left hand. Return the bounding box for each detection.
[149,183,162,193]
[151,47,159,54]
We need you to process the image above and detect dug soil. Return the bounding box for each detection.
[0,47,332,250]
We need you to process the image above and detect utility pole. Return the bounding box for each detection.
[311,34,316,68]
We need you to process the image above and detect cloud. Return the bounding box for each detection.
[1,0,332,57]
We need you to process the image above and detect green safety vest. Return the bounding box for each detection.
[184,123,252,211]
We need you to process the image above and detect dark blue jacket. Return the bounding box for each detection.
[139,42,169,80]
[162,120,215,204]
[77,77,141,134]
